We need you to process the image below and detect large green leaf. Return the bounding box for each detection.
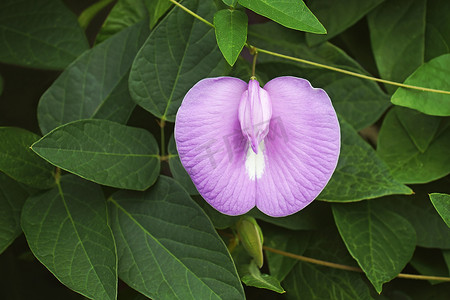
[283,228,373,300]
[391,54,450,116]
[108,176,245,299]
[21,175,117,300]
[377,107,450,183]
[248,22,363,72]
[264,228,310,282]
[430,193,450,227]
[368,0,426,93]
[306,0,384,46]
[38,21,149,135]
[214,9,248,66]
[238,0,326,34]
[0,0,89,69]
[319,118,412,202]
[258,62,390,130]
[425,0,450,61]
[129,0,227,121]
[333,201,416,293]
[167,134,198,195]
[0,127,55,189]
[32,120,160,190]
[0,173,29,254]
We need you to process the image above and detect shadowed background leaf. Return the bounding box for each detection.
[0,127,54,189]
[0,173,30,254]
[37,20,149,135]
[319,119,412,202]
[0,0,89,69]
[377,107,450,183]
[306,0,385,46]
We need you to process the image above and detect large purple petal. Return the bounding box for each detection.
[175,77,256,215]
[257,77,340,216]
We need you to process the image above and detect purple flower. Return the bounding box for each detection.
[175,76,340,217]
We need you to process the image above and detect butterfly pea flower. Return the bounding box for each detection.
[175,76,340,217]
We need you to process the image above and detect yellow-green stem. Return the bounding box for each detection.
[255,48,450,95]
[168,0,214,27]
[263,246,450,282]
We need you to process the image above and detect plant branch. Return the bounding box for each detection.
[168,0,214,27]
[263,246,450,282]
[254,48,450,95]
[169,0,450,95]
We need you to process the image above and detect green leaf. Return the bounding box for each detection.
[32,119,160,190]
[108,176,245,300]
[0,73,3,96]
[96,0,148,44]
[391,54,450,116]
[0,173,30,254]
[332,201,416,293]
[425,0,450,61]
[410,247,449,284]
[443,250,450,272]
[264,228,310,282]
[379,182,450,249]
[248,201,330,230]
[241,261,285,293]
[248,22,363,72]
[305,0,384,46]
[222,0,238,7]
[129,0,227,121]
[258,62,390,130]
[145,0,173,29]
[38,21,149,134]
[78,0,115,30]
[368,0,426,93]
[377,107,450,183]
[167,135,198,195]
[214,9,248,66]
[430,193,450,227]
[238,0,326,34]
[0,0,89,69]
[283,228,373,300]
[21,175,117,300]
[319,118,412,202]
[0,127,55,189]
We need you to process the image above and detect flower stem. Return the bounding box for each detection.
[251,49,258,79]
[158,118,166,157]
[168,0,214,28]
[263,246,450,282]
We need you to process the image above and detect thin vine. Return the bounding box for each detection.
[168,0,450,95]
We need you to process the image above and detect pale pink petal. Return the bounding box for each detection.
[256,77,340,216]
[175,77,256,215]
